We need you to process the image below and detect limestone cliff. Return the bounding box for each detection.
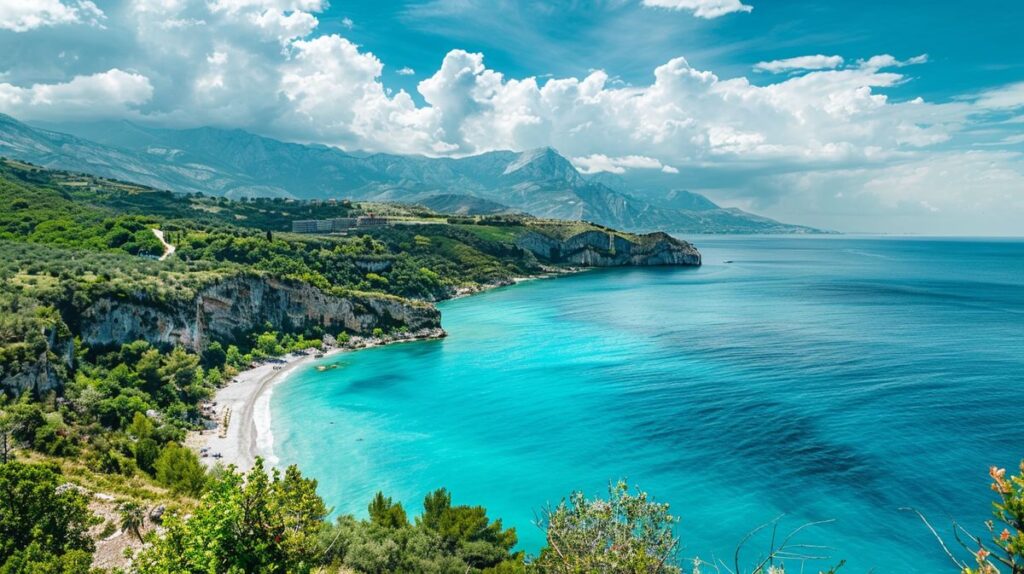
[79,274,441,352]
[515,230,701,267]
[0,326,73,397]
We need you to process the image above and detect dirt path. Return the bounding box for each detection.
[152,228,175,261]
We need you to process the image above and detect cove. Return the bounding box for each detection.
[271,236,1024,573]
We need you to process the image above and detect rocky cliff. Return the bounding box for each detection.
[0,326,74,397]
[79,274,441,352]
[516,230,701,267]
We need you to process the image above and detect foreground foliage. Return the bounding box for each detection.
[534,481,679,574]
[0,461,97,574]
[134,459,327,573]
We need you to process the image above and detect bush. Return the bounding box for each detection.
[0,462,97,570]
[135,459,327,574]
[153,442,207,496]
[533,481,679,574]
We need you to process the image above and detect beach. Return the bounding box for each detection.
[186,352,326,471]
[186,328,447,470]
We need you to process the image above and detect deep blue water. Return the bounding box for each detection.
[272,237,1024,572]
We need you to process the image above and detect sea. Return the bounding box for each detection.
[270,236,1024,573]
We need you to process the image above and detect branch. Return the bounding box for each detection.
[899,508,967,570]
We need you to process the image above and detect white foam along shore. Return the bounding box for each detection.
[186,329,447,471]
[187,351,326,471]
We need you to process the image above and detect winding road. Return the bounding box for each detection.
[151,228,175,261]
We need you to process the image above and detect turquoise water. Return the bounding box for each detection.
[272,237,1024,572]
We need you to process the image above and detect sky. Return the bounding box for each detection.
[0,0,1022,234]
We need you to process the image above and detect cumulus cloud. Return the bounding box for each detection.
[396,66,416,76]
[754,55,844,74]
[573,154,669,174]
[250,8,318,43]
[392,50,957,166]
[641,0,753,19]
[858,53,928,70]
[0,68,153,119]
[278,35,440,153]
[0,0,105,32]
[1,0,1022,233]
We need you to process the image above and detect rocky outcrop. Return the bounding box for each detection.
[79,274,441,352]
[1,326,73,397]
[516,230,701,267]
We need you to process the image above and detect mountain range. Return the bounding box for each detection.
[0,113,824,234]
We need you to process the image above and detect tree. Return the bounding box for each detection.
[0,544,93,574]
[255,331,284,357]
[5,400,45,446]
[0,413,13,464]
[128,411,155,440]
[534,481,680,574]
[134,458,328,574]
[134,437,160,475]
[153,442,207,496]
[418,488,518,569]
[202,341,226,369]
[0,462,96,566]
[368,491,408,529]
[118,501,146,542]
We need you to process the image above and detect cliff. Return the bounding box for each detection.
[516,230,701,267]
[0,325,74,397]
[78,274,441,352]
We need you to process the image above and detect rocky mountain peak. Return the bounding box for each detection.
[502,147,582,185]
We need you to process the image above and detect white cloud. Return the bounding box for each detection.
[394,50,957,165]
[278,35,440,153]
[0,0,104,32]
[754,55,844,74]
[760,150,1024,234]
[207,0,327,15]
[972,82,1024,110]
[641,0,753,19]
[396,66,416,76]
[573,154,668,174]
[0,69,152,119]
[341,16,353,28]
[2,1,1021,234]
[858,53,928,70]
[251,8,318,43]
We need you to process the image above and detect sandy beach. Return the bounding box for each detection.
[184,277,557,470]
[186,351,330,471]
[186,328,446,470]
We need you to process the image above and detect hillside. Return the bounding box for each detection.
[4,114,825,234]
[0,157,700,572]
[0,157,699,395]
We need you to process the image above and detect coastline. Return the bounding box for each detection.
[185,270,580,470]
[186,328,445,471]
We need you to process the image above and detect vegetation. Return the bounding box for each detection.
[534,482,679,573]
[0,158,1017,573]
[915,463,1024,574]
[0,461,97,574]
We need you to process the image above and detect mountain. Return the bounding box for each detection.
[4,114,826,233]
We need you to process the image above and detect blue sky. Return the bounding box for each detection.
[333,1,1021,105]
[0,0,1022,234]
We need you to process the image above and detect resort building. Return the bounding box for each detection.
[291,215,391,233]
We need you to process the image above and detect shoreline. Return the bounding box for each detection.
[186,328,446,471]
[185,270,579,471]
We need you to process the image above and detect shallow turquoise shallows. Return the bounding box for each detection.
[271,237,1024,573]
